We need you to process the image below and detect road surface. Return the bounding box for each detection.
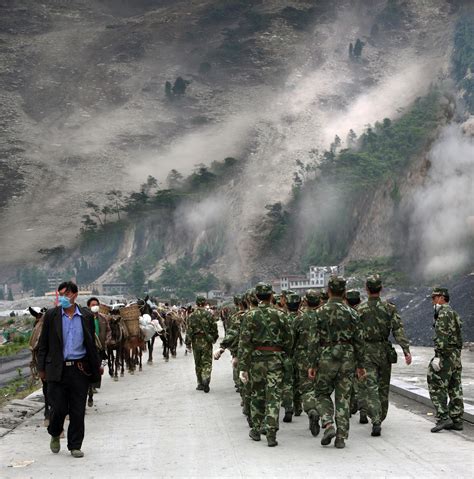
[0,343,473,478]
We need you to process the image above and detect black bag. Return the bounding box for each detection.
[387,344,398,364]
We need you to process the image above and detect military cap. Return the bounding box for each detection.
[431,287,449,298]
[366,274,383,289]
[287,293,301,304]
[327,275,347,294]
[255,282,273,295]
[273,293,281,302]
[233,294,242,304]
[320,290,329,301]
[346,289,361,301]
[196,296,206,304]
[305,289,320,301]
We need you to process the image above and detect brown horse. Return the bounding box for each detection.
[106,315,126,381]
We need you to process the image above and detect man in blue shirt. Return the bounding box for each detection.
[38,281,102,458]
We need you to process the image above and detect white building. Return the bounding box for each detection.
[280,265,344,293]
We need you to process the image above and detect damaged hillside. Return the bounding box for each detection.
[0,1,473,343]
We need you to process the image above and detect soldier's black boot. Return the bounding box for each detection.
[283,410,293,423]
[431,418,453,433]
[267,432,278,447]
[321,424,336,445]
[308,410,320,437]
[371,423,382,436]
[196,384,204,391]
[334,437,345,449]
[450,420,463,431]
[359,411,368,424]
[294,402,303,416]
[249,429,261,442]
[202,379,210,393]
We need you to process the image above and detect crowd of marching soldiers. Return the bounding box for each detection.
[185,274,464,448]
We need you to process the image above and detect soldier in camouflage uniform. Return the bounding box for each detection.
[185,296,219,393]
[428,287,464,433]
[345,290,368,424]
[238,283,293,447]
[281,293,301,422]
[294,289,322,436]
[319,290,329,305]
[214,295,247,392]
[308,276,366,449]
[357,275,412,437]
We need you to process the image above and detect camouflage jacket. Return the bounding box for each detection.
[358,297,410,357]
[292,308,318,366]
[309,297,365,369]
[238,303,293,371]
[433,304,462,357]
[186,308,218,346]
[220,310,246,356]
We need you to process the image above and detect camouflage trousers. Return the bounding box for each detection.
[281,358,301,413]
[427,353,464,422]
[360,361,391,425]
[249,356,284,435]
[293,360,315,415]
[314,354,354,439]
[191,337,213,385]
[350,374,367,415]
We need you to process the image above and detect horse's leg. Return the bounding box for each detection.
[147,336,154,364]
[120,345,125,377]
[139,348,143,372]
[108,347,113,377]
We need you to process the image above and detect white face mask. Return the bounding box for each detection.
[90,305,100,314]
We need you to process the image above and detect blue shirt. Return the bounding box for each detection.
[62,306,86,360]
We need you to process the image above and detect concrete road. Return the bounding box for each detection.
[0,345,473,479]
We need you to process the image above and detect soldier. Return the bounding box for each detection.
[214,295,246,392]
[428,287,464,432]
[319,290,329,305]
[185,296,218,393]
[308,276,366,449]
[295,289,321,436]
[357,274,412,437]
[238,283,293,447]
[281,293,301,422]
[345,290,368,424]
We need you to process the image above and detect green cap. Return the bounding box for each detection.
[328,275,346,294]
[346,289,361,301]
[305,289,321,304]
[366,274,382,289]
[320,290,329,301]
[233,294,242,305]
[287,293,301,305]
[431,287,449,298]
[255,282,273,295]
[196,296,206,304]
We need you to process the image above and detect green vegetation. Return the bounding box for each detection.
[0,374,40,408]
[300,91,443,267]
[345,257,409,288]
[453,13,474,113]
[19,267,49,296]
[150,255,219,301]
[0,334,30,357]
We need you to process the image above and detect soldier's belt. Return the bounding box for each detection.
[320,340,352,347]
[255,346,283,352]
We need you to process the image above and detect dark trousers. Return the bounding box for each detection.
[47,364,90,450]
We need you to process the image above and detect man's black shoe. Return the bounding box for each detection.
[249,429,261,441]
[309,410,320,437]
[371,424,382,436]
[359,412,368,424]
[431,418,453,433]
[321,425,336,445]
[283,410,293,423]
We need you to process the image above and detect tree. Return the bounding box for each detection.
[172,77,188,95]
[85,201,104,226]
[106,190,124,220]
[0,288,4,300]
[7,288,13,301]
[166,169,184,189]
[130,262,145,296]
[346,129,357,147]
[349,42,353,58]
[353,38,365,58]
[165,81,172,97]
[81,214,98,232]
[141,175,159,196]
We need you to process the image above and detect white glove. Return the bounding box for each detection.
[431,357,441,372]
[214,348,225,360]
[239,371,249,384]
